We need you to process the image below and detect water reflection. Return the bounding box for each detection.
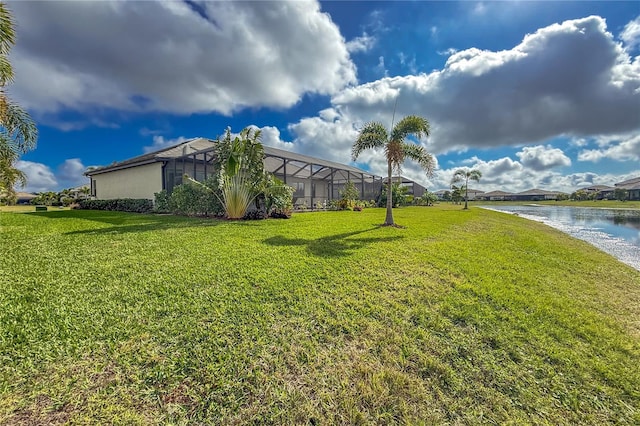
[481,205,640,271]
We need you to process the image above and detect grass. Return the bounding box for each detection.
[1,206,639,424]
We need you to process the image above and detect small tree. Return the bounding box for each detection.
[450,185,463,205]
[452,169,482,209]
[378,182,409,208]
[614,188,628,202]
[420,192,438,206]
[352,115,434,226]
[338,181,359,210]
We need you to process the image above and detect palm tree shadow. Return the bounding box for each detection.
[263,227,404,258]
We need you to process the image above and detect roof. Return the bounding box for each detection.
[16,192,37,199]
[86,137,213,176]
[516,188,563,196]
[615,176,640,190]
[85,137,379,180]
[581,184,614,191]
[481,190,514,196]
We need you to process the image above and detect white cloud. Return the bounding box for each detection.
[15,161,58,192]
[620,15,640,49]
[346,33,376,53]
[15,159,94,192]
[577,134,640,162]
[516,145,571,170]
[57,158,89,188]
[142,136,190,154]
[10,0,357,121]
[333,16,639,153]
[429,155,635,194]
[263,15,639,187]
[437,48,459,56]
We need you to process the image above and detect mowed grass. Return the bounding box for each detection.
[1,206,639,424]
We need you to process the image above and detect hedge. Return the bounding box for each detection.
[76,199,154,213]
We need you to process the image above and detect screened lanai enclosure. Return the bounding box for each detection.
[161,143,385,208]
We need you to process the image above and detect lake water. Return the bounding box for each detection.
[480,205,640,272]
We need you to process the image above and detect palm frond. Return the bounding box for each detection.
[402,143,435,176]
[0,55,13,85]
[0,4,15,57]
[390,115,430,143]
[352,121,388,161]
[1,100,38,155]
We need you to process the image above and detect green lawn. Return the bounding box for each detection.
[1,206,639,424]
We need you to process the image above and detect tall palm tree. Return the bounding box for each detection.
[0,3,37,190]
[352,115,434,226]
[452,168,482,209]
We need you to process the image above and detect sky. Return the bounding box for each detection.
[8,0,640,194]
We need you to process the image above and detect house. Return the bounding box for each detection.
[464,188,485,201]
[477,190,514,201]
[615,177,640,200]
[16,191,37,204]
[579,184,614,200]
[85,137,385,208]
[383,176,427,198]
[512,188,565,201]
[433,189,449,200]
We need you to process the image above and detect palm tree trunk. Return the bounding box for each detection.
[385,160,394,225]
[464,177,469,209]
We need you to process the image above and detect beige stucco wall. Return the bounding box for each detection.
[92,163,163,200]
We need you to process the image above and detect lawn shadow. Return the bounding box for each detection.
[27,210,224,235]
[263,226,404,257]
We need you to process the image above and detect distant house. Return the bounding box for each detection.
[85,137,385,207]
[383,176,427,198]
[615,177,640,200]
[15,192,37,205]
[477,190,514,201]
[512,188,565,201]
[464,188,485,201]
[434,189,449,200]
[579,184,614,200]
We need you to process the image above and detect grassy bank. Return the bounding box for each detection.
[1,206,639,424]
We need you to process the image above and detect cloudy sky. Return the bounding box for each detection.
[9,0,640,193]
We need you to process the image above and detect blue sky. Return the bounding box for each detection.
[8,0,640,193]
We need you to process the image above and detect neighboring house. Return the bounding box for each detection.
[16,191,37,204]
[383,176,427,198]
[615,177,640,200]
[433,189,449,200]
[477,190,514,201]
[464,188,485,201]
[85,138,385,207]
[579,184,614,200]
[512,188,565,201]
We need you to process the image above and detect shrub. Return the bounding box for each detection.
[153,190,171,213]
[170,182,220,217]
[263,175,294,218]
[77,199,154,213]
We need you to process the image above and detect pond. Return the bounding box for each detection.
[480,205,640,272]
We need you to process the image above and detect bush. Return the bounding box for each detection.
[154,190,171,213]
[169,182,221,217]
[77,199,154,213]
